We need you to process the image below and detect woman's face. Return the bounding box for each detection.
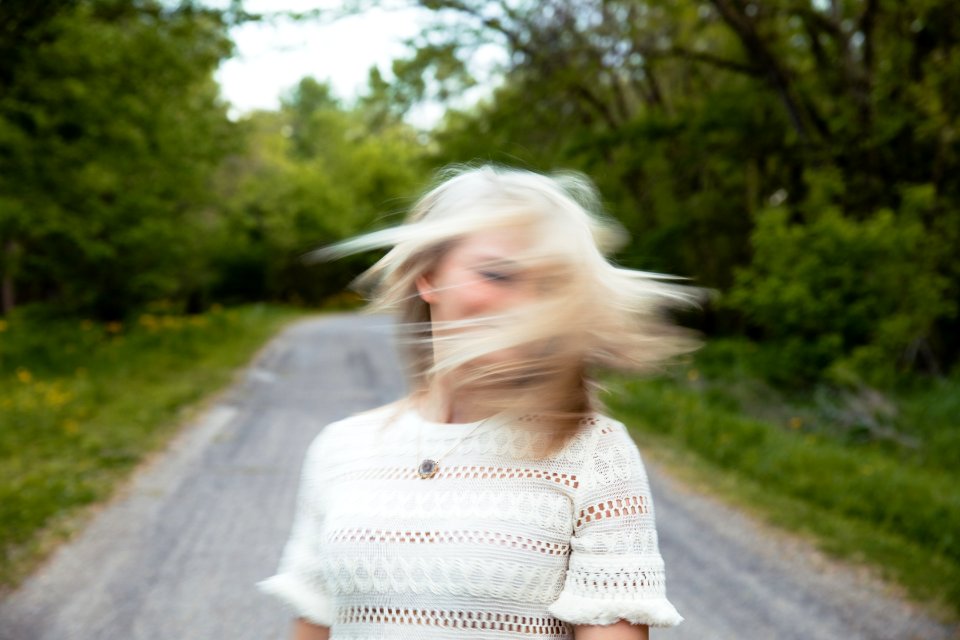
[415,226,586,402]
[415,228,541,327]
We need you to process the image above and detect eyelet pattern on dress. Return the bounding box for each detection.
[256,407,684,636]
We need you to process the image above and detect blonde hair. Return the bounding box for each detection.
[309,164,711,456]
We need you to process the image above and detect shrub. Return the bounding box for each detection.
[725,191,954,386]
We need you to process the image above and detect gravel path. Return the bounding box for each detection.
[0,314,955,640]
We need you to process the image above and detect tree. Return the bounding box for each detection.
[211,77,428,304]
[0,0,236,317]
[384,0,960,380]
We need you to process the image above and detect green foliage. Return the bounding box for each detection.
[407,0,960,382]
[361,40,474,129]
[0,303,304,587]
[725,180,955,385]
[0,3,430,318]
[210,78,428,305]
[0,1,237,317]
[604,341,960,612]
[611,376,960,568]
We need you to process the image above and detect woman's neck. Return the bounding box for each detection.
[416,378,491,424]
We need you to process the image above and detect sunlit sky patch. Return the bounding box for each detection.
[214,0,495,128]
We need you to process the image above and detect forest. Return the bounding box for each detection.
[3,0,958,387]
[2,0,959,615]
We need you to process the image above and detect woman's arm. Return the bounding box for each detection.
[292,618,330,640]
[574,621,649,640]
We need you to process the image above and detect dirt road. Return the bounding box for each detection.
[0,315,954,639]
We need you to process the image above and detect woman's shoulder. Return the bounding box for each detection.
[326,400,400,429]
[578,412,651,460]
[531,411,633,468]
[579,412,629,436]
[564,412,634,450]
[576,413,655,493]
[301,401,399,454]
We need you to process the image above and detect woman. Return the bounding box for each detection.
[257,165,707,639]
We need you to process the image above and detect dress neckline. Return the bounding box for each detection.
[402,407,510,437]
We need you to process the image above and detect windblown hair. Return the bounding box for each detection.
[309,164,711,457]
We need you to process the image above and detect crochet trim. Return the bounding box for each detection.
[547,591,684,628]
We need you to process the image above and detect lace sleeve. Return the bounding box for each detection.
[256,428,335,626]
[548,419,683,628]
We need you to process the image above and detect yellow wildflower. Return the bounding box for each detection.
[16,368,32,384]
[46,386,72,407]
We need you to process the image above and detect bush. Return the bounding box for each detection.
[725,187,955,386]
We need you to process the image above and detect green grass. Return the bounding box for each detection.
[605,338,960,622]
[0,303,307,590]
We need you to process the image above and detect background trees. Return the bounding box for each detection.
[409,0,960,386]
[0,1,237,317]
[1,0,957,388]
[0,1,427,318]
[210,77,425,306]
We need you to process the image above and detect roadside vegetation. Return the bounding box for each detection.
[605,338,960,620]
[0,303,305,589]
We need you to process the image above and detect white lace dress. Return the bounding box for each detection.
[257,406,682,638]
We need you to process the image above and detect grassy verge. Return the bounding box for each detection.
[604,338,960,622]
[0,303,307,590]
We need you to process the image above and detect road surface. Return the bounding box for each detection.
[0,314,954,640]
